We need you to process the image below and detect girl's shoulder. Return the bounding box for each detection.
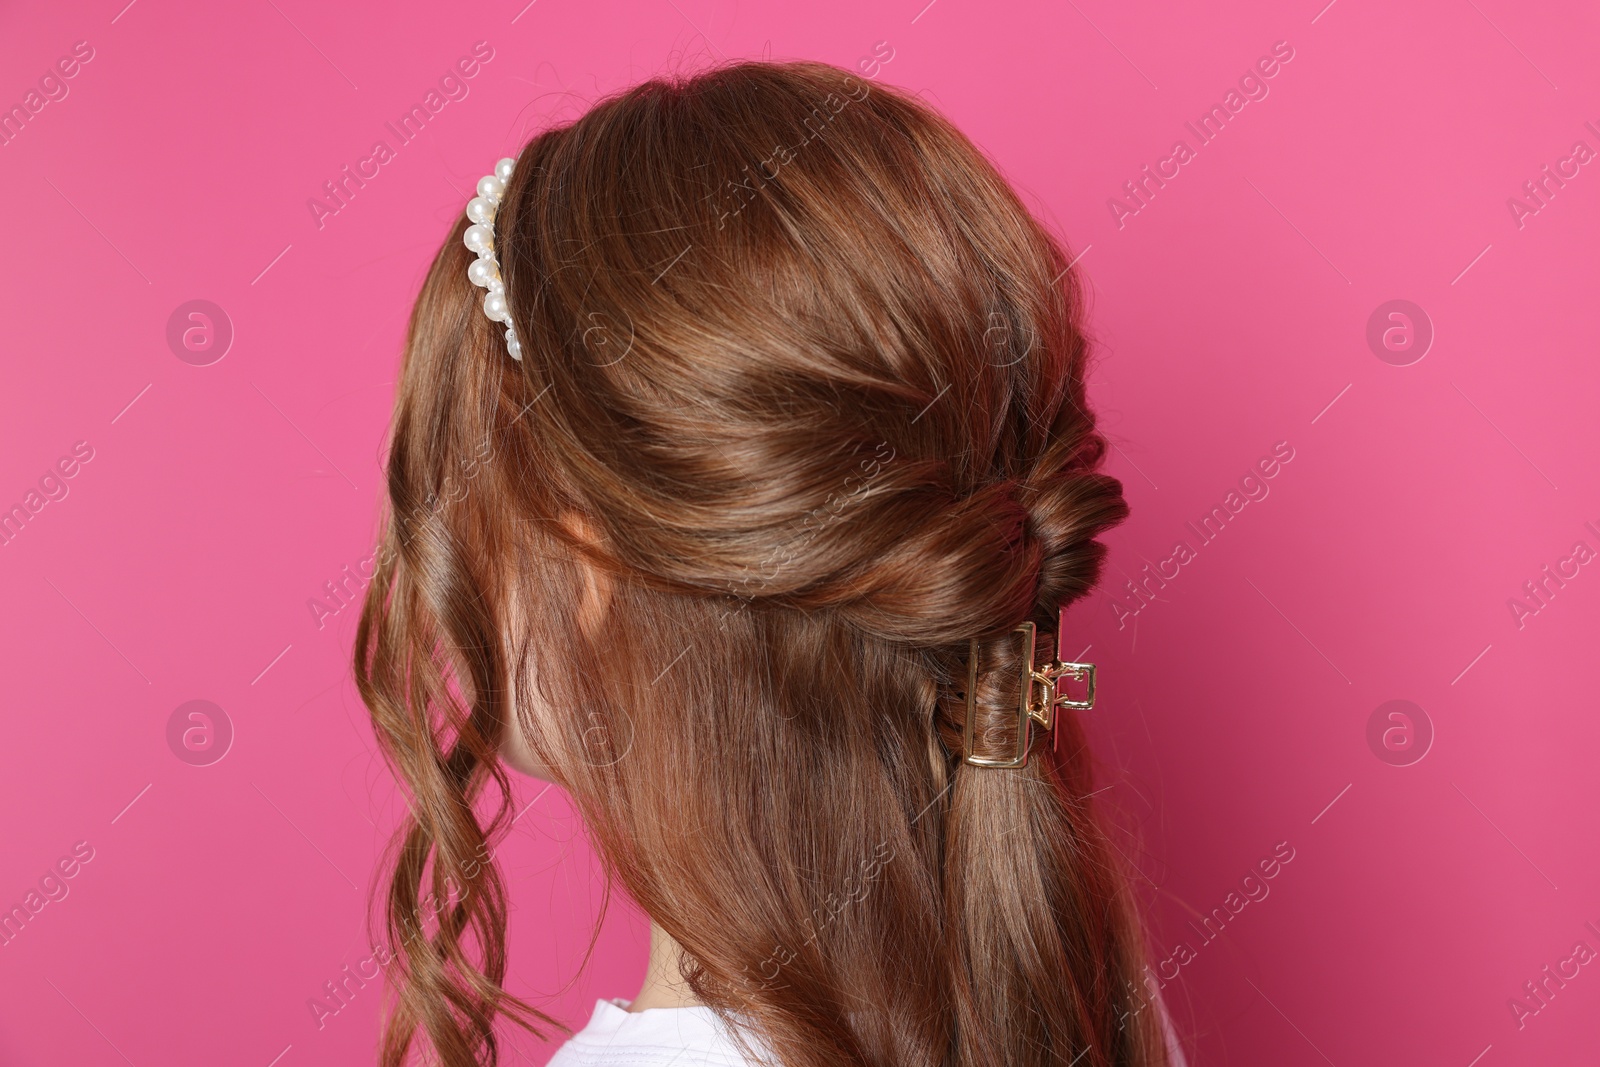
[548,993,1187,1067]
[546,998,773,1067]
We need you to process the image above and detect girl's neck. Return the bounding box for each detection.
[627,919,705,1011]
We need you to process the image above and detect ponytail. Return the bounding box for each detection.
[934,623,1170,1067]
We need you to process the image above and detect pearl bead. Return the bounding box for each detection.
[464,224,493,254]
[487,274,505,293]
[495,158,516,182]
[467,258,495,288]
[466,196,495,225]
[483,291,509,323]
[477,175,504,202]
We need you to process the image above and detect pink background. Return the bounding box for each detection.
[2,0,1597,1064]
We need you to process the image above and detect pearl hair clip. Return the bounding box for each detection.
[463,157,522,361]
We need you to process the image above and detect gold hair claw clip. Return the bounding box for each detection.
[962,621,1096,769]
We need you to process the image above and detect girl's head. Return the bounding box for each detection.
[357,58,1161,1067]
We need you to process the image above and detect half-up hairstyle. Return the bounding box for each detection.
[355,58,1168,1067]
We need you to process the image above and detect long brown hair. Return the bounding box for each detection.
[354,58,1167,1067]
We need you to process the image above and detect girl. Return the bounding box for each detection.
[356,58,1183,1067]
